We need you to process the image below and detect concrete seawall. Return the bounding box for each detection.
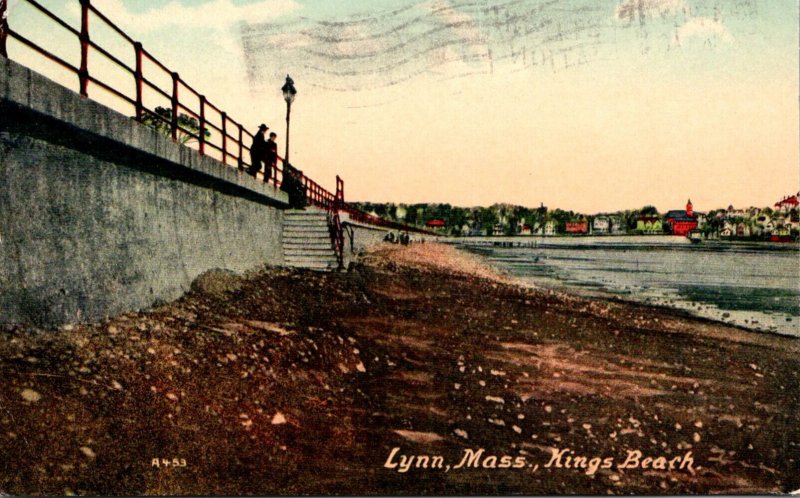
[1,58,289,326]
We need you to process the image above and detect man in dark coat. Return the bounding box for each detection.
[247,124,268,178]
[263,132,278,183]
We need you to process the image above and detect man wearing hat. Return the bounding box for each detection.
[247,124,268,179]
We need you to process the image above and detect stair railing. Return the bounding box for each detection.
[327,175,345,270]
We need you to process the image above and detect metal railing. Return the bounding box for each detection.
[1,0,274,177]
[0,0,435,239]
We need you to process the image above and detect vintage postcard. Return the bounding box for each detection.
[0,0,798,495]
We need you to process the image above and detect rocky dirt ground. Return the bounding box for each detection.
[0,244,798,495]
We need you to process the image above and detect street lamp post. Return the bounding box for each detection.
[281,75,297,165]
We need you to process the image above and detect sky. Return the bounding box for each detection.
[5,0,799,213]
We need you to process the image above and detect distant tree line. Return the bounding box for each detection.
[350,202,670,236]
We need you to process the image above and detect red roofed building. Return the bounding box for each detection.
[665,199,698,236]
[775,193,799,212]
[425,219,446,228]
[565,220,588,234]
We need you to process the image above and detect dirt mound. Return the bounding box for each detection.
[190,268,242,297]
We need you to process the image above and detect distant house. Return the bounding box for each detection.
[492,224,505,236]
[609,216,623,233]
[519,224,533,236]
[544,221,556,236]
[636,216,662,234]
[720,227,733,238]
[593,216,610,233]
[736,223,751,238]
[664,199,699,236]
[425,219,446,229]
[565,220,588,234]
[774,193,799,212]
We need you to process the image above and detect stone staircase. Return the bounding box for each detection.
[282,209,339,271]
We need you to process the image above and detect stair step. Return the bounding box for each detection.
[285,253,337,261]
[283,221,329,227]
[283,238,331,245]
[283,237,333,249]
[286,263,336,272]
[283,237,331,244]
[285,249,335,256]
[283,227,330,233]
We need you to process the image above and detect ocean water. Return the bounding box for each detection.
[454,236,800,338]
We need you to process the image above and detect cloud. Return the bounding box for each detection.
[673,17,735,45]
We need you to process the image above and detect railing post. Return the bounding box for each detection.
[79,0,90,97]
[1,0,9,58]
[336,175,344,208]
[133,42,143,121]
[198,95,206,155]
[221,112,227,165]
[170,72,179,141]
[238,123,243,170]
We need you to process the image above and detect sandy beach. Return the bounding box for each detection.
[0,243,798,495]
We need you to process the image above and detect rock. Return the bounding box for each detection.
[20,388,42,402]
[454,429,469,439]
[190,269,242,297]
[79,446,96,458]
[394,430,444,443]
[166,393,179,401]
[356,362,366,373]
[271,412,287,425]
[485,395,505,404]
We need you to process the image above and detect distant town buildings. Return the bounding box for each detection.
[664,200,699,236]
[565,220,588,234]
[361,192,798,241]
[425,219,446,229]
[592,216,610,233]
[636,216,662,234]
[775,193,799,212]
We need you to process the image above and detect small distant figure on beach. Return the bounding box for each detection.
[384,232,396,243]
[400,232,410,245]
[264,132,278,183]
[247,124,268,179]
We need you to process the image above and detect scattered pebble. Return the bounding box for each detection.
[20,389,42,402]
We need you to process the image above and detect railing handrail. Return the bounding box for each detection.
[0,0,435,236]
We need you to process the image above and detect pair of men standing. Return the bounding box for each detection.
[248,124,278,182]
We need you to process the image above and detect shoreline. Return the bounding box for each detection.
[0,243,798,495]
[453,239,800,339]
